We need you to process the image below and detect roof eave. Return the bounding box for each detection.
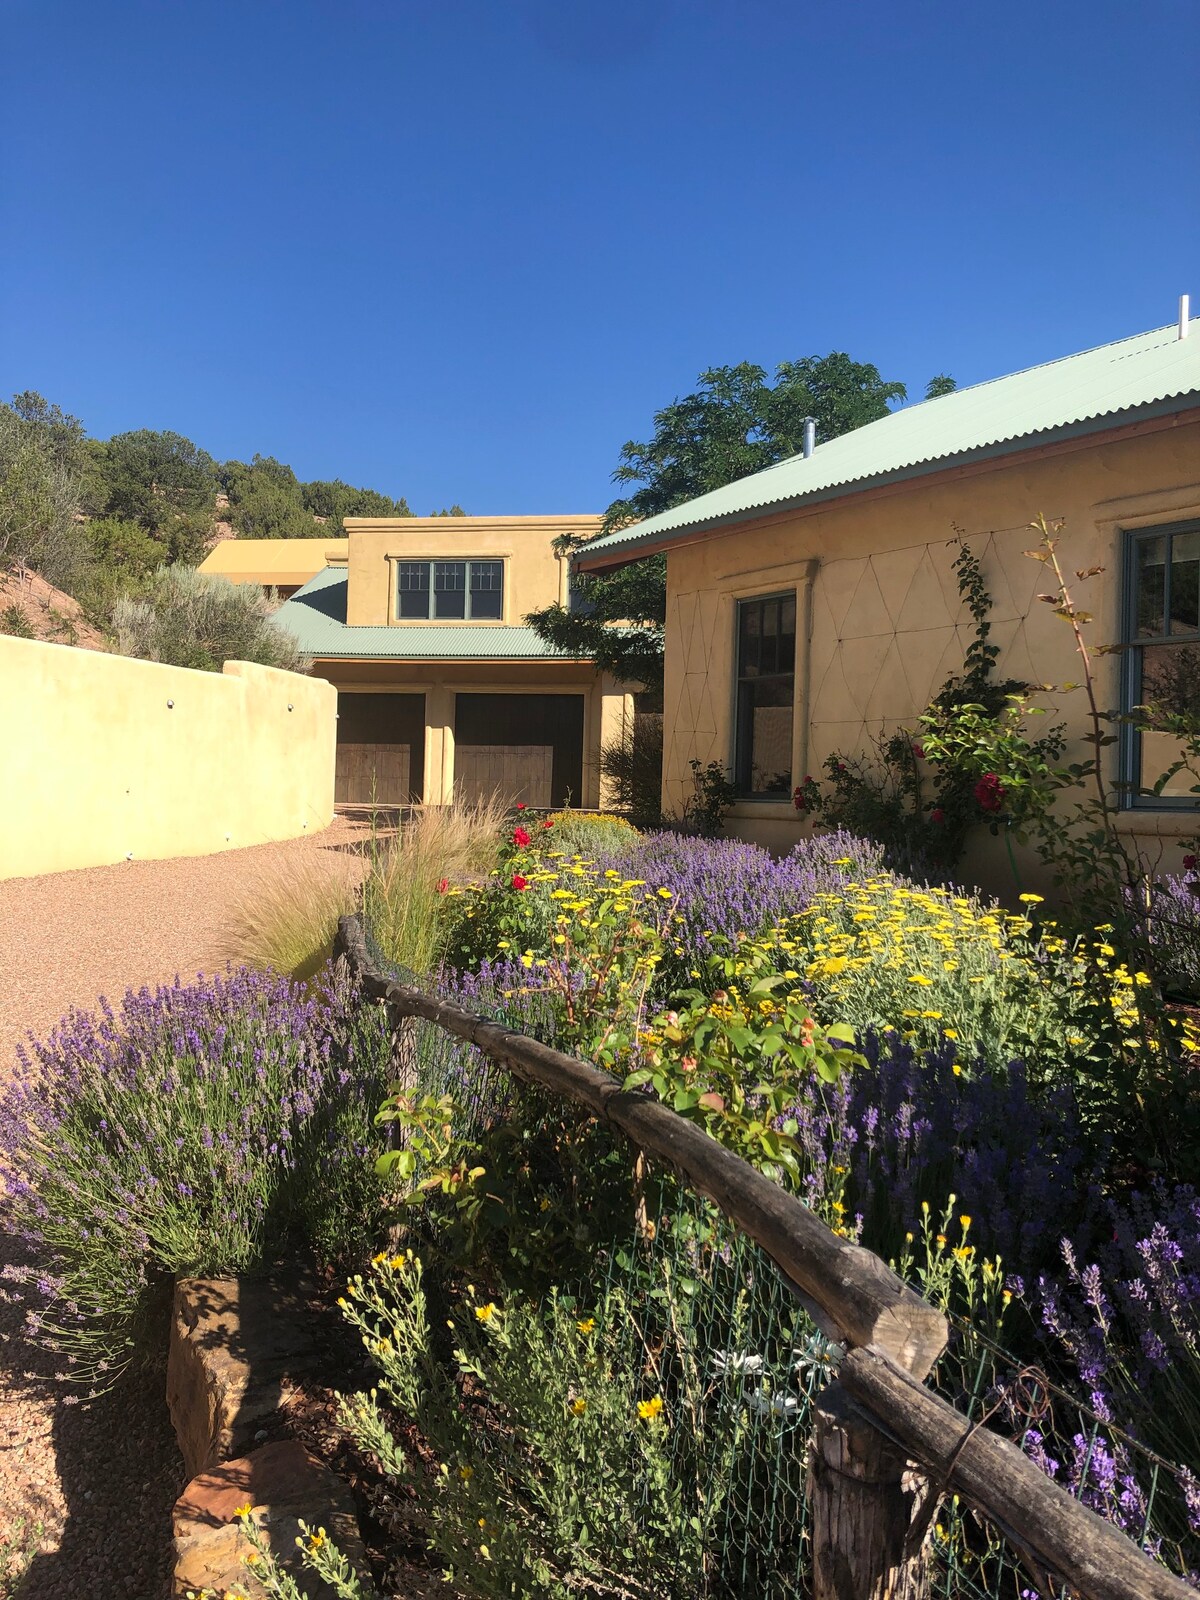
[574,396,1200,573]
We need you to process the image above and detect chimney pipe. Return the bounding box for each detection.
[802,417,816,458]
[1180,294,1191,340]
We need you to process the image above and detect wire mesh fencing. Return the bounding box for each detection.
[355,923,1199,1597]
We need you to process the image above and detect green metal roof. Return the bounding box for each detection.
[274,566,591,661]
[577,318,1200,567]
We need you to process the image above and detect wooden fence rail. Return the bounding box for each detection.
[335,915,1192,1600]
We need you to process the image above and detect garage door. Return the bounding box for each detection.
[335,693,425,805]
[454,693,584,809]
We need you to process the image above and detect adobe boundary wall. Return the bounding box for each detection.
[0,637,336,880]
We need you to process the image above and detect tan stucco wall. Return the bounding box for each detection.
[312,657,631,810]
[342,516,602,627]
[660,416,1200,889]
[0,638,336,880]
[197,538,349,588]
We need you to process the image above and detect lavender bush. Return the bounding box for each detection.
[599,828,885,986]
[1128,872,1200,1002]
[0,965,391,1386]
[779,1028,1098,1275]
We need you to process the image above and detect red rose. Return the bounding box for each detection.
[793,786,808,812]
[436,877,449,893]
[973,773,1006,814]
[511,873,528,891]
[515,802,527,811]
[543,818,554,830]
[1184,854,1197,871]
[912,742,925,760]
[930,808,945,824]
[513,826,532,848]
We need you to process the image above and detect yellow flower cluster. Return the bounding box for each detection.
[761,875,1157,1070]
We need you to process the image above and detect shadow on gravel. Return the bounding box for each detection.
[2,1229,184,1600]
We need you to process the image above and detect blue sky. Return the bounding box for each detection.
[2,0,1197,514]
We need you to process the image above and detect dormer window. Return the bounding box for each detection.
[396,559,504,621]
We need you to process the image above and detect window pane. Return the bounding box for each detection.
[1170,531,1200,637]
[1136,536,1167,637]
[469,561,503,619]
[397,561,430,619]
[434,561,466,618]
[739,603,762,677]
[1138,642,1200,798]
[746,677,794,795]
[762,603,781,675]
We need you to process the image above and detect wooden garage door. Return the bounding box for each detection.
[454,693,584,809]
[335,692,425,805]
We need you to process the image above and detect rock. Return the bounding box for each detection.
[172,1440,367,1600]
[167,1276,320,1480]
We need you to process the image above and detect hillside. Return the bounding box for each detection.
[0,567,109,651]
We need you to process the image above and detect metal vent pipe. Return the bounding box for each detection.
[802,417,817,458]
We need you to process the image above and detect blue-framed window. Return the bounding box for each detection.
[396,559,504,621]
[1122,521,1200,808]
[734,592,796,798]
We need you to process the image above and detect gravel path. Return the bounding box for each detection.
[0,818,372,1597]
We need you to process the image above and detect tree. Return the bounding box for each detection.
[302,479,412,526]
[0,392,91,589]
[430,504,466,516]
[526,353,919,685]
[222,455,315,539]
[95,429,219,534]
[925,374,958,399]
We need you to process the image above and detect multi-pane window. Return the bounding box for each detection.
[1124,522,1200,806]
[734,593,796,798]
[396,560,504,621]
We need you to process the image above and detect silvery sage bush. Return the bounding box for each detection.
[0,965,391,1387]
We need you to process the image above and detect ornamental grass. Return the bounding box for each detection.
[365,793,511,976]
[213,847,359,981]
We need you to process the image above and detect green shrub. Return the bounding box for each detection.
[332,1257,739,1600]
[776,873,1144,1083]
[599,708,663,827]
[540,808,639,857]
[0,602,33,638]
[111,564,306,672]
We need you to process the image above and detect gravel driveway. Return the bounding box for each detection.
[0,818,371,1597]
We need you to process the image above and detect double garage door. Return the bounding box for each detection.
[335,691,584,809]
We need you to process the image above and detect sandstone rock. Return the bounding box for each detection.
[172,1440,366,1600]
[167,1276,320,1481]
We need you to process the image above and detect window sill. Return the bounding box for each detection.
[727,800,797,818]
[1115,810,1200,837]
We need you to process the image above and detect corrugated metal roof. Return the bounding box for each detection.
[577,318,1200,565]
[274,566,591,661]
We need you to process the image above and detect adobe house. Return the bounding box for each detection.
[197,537,348,600]
[273,515,633,810]
[575,311,1200,882]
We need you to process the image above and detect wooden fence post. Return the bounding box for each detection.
[387,1004,418,1091]
[810,1380,936,1600]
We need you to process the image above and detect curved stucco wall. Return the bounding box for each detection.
[0,637,336,880]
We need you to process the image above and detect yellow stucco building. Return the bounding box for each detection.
[196,536,348,597]
[576,315,1200,886]
[271,515,633,810]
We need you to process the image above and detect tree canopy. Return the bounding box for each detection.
[526,352,949,685]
